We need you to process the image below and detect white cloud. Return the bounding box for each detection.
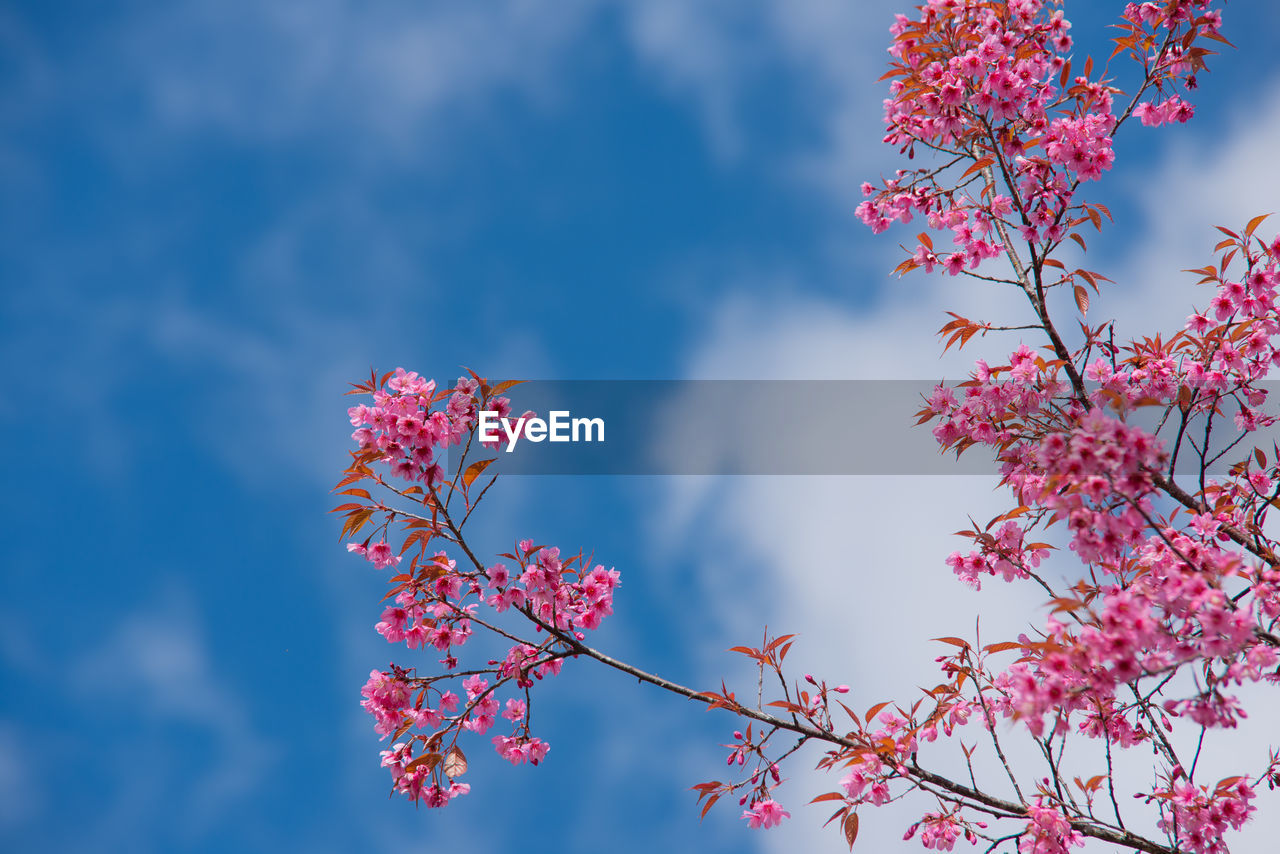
[650,295,1046,850]
[621,0,764,160]
[620,0,901,189]
[123,0,599,154]
[53,0,901,194]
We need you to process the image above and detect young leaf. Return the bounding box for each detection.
[463,458,496,489]
[443,747,469,779]
[844,812,860,848]
[406,752,442,773]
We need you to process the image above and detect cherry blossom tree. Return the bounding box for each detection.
[334,1,1280,851]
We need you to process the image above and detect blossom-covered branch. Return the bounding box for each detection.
[335,2,1280,851]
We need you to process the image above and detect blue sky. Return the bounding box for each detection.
[3,2,1280,853]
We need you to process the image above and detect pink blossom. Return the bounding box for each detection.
[742,799,790,830]
[366,540,401,570]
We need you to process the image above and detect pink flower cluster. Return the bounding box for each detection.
[946,520,1048,590]
[919,320,1280,737]
[1134,95,1195,127]
[343,371,625,806]
[347,368,531,485]
[1032,410,1164,563]
[1043,111,1115,182]
[858,0,1217,281]
[487,546,621,634]
[376,589,466,652]
[741,799,790,829]
[858,2,1093,254]
[360,667,416,739]
[993,518,1278,737]
[492,734,550,766]
[913,229,1280,836]
[840,752,893,807]
[352,540,621,797]
[347,539,401,570]
[927,346,1059,447]
[1154,778,1256,854]
[908,812,971,851]
[900,787,991,848]
[378,741,471,807]
[1018,800,1083,854]
[361,550,482,665]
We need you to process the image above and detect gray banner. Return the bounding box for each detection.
[444,380,1279,476]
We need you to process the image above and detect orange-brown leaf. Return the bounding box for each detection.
[844,812,860,848]
[489,379,526,396]
[406,752,442,773]
[961,157,994,180]
[463,457,496,489]
[983,641,1022,654]
[1245,213,1270,239]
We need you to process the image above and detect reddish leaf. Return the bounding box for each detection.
[844,812,860,848]
[463,458,495,489]
[336,488,371,499]
[960,157,994,180]
[489,379,525,395]
[400,529,430,555]
[406,752,442,773]
[983,641,1021,654]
